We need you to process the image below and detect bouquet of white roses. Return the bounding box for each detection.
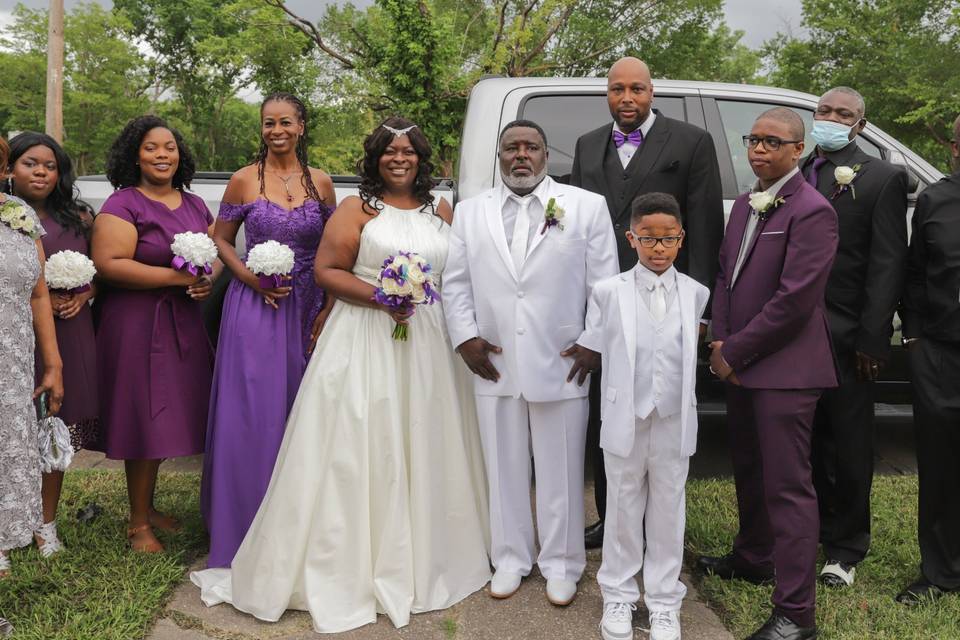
[372,251,439,341]
[170,231,218,276]
[246,240,296,289]
[45,250,96,293]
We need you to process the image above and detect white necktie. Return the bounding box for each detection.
[650,280,666,322]
[510,197,531,271]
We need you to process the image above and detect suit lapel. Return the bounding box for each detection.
[614,117,670,221]
[483,190,518,282]
[618,269,638,375]
[732,171,805,287]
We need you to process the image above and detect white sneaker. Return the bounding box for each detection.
[489,570,522,599]
[648,610,681,640]
[600,601,636,640]
[545,578,578,606]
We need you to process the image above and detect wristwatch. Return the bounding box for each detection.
[902,336,919,346]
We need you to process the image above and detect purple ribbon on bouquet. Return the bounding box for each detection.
[258,274,290,289]
[171,255,213,276]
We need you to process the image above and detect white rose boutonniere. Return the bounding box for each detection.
[748,191,786,222]
[831,164,862,200]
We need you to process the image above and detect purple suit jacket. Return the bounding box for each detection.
[712,171,839,389]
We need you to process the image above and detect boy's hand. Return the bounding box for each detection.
[561,343,599,386]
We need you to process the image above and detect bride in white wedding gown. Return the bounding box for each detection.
[191,119,491,633]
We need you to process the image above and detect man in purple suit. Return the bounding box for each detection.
[697,108,839,640]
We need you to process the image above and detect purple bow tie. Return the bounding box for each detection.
[613,128,643,148]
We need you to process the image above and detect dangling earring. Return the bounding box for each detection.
[5,177,12,194]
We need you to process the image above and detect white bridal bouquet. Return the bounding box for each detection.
[45,250,96,293]
[373,251,440,341]
[246,240,296,289]
[170,231,218,276]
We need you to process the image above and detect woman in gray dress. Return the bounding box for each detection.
[0,135,64,578]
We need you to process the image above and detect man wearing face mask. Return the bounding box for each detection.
[801,87,909,589]
[898,114,960,606]
[444,120,619,606]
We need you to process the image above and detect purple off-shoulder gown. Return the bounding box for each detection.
[95,187,214,460]
[201,197,332,568]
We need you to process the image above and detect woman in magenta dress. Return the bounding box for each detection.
[201,93,336,568]
[4,132,99,559]
[91,116,220,554]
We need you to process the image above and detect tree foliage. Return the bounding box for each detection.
[274,0,761,174]
[0,2,150,175]
[763,0,960,171]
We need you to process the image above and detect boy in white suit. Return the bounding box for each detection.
[579,193,710,640]
[443,120,619,607]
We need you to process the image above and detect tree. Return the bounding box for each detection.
[0,2,150,174]
[268,0,761,174]
[113,0,323,170]
[763,0,960,171]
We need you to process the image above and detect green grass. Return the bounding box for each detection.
[0,470,208,640]
[686,475,960,640]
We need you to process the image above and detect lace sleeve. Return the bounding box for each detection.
[218,201,252,223]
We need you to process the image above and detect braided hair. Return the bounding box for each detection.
[357,116,437,215]
[254,92,324,204]
[4,132,86,237]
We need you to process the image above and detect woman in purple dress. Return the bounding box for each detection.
[91,116,220,554]
[201,93,336,568]
[5,132,99,558]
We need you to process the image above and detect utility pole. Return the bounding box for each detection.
[45,0,64,143]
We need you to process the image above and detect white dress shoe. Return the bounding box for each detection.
[600,601,636,640]
[489,570,522,599]
[545,578,578,606]
[648,610,681,640]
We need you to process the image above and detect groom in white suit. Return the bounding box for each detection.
[443,120,619,606]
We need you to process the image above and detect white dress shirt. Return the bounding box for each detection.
[499,178,549,250]
[634,265,683,419]
[613,111,657,169]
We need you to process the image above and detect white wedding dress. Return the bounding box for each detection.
[192,203,491,633]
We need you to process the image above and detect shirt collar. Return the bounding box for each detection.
[753,166,799,197]
[635,264,677,292]
[613,111,657,140]
[500,175,551,209]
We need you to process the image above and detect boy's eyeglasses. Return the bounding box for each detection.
[741,135,802,151]
[634,235,683,248]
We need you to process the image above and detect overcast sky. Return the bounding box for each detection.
[1,0,804,52]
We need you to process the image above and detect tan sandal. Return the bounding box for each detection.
[127,524,164,553]
[0,550,10,578]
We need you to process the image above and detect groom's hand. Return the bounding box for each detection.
[561,344,600,386]
[457,337,502,382]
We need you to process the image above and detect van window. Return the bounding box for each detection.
[716,100,882,194]
[521,94,685,181]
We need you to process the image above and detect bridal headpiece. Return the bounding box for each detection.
[382,124,418,138]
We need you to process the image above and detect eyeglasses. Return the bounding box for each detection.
[634,234,683,248]
[741,135,803,151]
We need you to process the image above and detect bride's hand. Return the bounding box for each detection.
[382,305,414,325]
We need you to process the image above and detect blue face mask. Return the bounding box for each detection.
[811,120,858,152]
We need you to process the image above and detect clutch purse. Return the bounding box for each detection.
[37,391,74,473]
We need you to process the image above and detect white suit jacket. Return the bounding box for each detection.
[579,265,710,457]
[443,177,619,402]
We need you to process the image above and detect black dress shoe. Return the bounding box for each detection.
[896,578,950,606]
[696,553,774,585]
[584,520,604,549]
[746,612,817,640]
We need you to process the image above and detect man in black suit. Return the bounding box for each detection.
[802,86,908,589]
[570,56,723,548]
[898,114,960,605]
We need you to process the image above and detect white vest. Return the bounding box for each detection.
[634,293,684,419]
